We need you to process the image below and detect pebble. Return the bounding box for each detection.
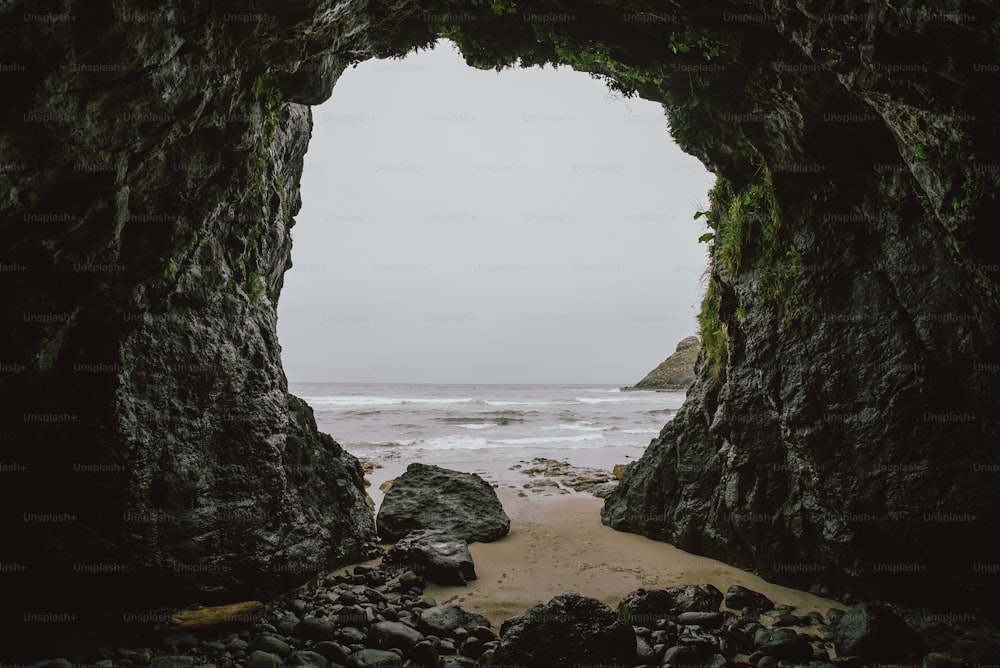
[28,558,945,668]
[245,651,282,668]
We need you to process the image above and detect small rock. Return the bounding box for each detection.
[469,626,497,642]
[226,638,249,653]
[371,620,423,649]
[350,648,405,667]
[148,658,196,668]
[294,616,337,641]
[339,625,366,643]
[677,611,724,629]
[399,570,424,591]
[418,604,491,637]
[248,635,291,658]
[461,635,483,658]
[312,641,351,664]
[922,652,965,668]
[725,585,775,611]
[771,610,802,627]
[245,651,282,668]
[662,645,701,666]
[162,633,199,652]
[408,640,439,667]
[288,650,328,667]
[755,629,813,662]
[275,612,300,635]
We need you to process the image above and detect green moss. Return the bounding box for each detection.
[697,274,727,379]
[703,163,781,279]
[248,271,265,301]
[616,605,633,624]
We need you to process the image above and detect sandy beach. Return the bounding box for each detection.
[347,460,847,631]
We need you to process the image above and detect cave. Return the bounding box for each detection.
[2,0,1000,659]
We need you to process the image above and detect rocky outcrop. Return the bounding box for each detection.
[0,0,382,634]
[513,457,620,497]
[617,584,725,624]
[724,585,775,612]
[493,593,638,668]
[376,464,510,543]
[383,528,477,586]
[625,336,701,391]
[834,602,927,662]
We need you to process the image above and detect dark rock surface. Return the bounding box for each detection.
[417,604,491,638]
[619,585,725,625]
[725,585,775,612]
[3,0,1000,654]
[16,565,1000,667]
[1,0,382,637]
[376,464,510,543]
[833,602,927,662]
[625,336,701,391]
[512,457,619,497]
[493,593,638,667]
[383,529,477,586]
[595,0,1000,609]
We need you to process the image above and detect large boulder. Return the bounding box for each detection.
[493,593,637,667]
[417,604,491,637]
[383,529,476,586]
[834,603,927,662]
[617,585,723,625]
[754,629,814,662]
[376,464,510,543]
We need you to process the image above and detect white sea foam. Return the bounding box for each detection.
[301,395,474,408]
[541,421,605,432]
[575,396,631,404]
[622,428,659,434]
[300,395,403,406]
[497,433,604,446]
[401,432,606,451]
[458,423,497,430]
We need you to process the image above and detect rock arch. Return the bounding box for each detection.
[2,0,998,638]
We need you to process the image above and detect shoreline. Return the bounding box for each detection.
[345,479,847,630]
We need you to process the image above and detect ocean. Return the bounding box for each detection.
[292,383,686,506]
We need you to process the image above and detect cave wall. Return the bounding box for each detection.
[0,1,381,624]
[2,0,1000,640]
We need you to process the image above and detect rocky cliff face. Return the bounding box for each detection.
[3,0,999,642]
[592,1,1000,610]
[0,1,382,625]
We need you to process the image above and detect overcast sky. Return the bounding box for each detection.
[277,40,714,384]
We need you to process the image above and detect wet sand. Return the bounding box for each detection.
[348,466,847,629]
[421,489,846,627]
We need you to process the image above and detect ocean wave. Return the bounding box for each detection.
[497,433,605,446]
[622,428,659,434]
[541,421,606,432]
[395,432,606,451]
[575,396,631,404]
[458,423,497,430]
[301,395,476,408]
[301,395,402,406]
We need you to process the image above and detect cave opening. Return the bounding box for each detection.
[277,39,715,386]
